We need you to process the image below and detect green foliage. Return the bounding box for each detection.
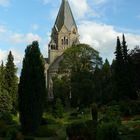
[66,121,87,138]
[0,61,5,90]
[66,120,97,140]
[10,131,24,140]
[18,41,46,134]
[129,46,140,97]
[93,59,114,104]
[70,70,94,107]
[100,105,121,124]
[0,53,18,114]
[53,76,70,107]
[97,122,120,140]
[0,90,12,113]
[59,44,102,73]
[58,44,102,107]
[0,112,14,125]
[5,51,18,112]
[0,120,7,137]
[91,103,98,122]
[119,100,140,116]
[114,35,137,100]
[53,98,63,118]
[35,125,56,137]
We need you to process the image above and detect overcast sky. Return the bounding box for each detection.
[0,0,140,70]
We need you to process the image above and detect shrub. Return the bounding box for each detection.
[97,122,120,140]
[91,103,98,122]
[24,136,35,140]
[0,120,7,137]
[35,125,56,137]
[119,100,140,116]
[66,121,87,138]
[99,105,121,124]
[66,120,97,140]
[0,112,15,125]
[53,98,63,118]
[10,131,24,140]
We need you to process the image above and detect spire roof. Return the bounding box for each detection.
[54,0,77,31]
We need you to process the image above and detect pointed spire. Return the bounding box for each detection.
[54,0,77,31]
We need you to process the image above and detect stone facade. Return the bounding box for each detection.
[45,0,79,99]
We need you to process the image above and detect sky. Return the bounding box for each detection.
[0,0,140,72]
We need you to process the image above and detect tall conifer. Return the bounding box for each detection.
[18,41,46,134]
[4,51,18,112]
[114,37,124,100]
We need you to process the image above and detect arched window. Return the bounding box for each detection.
[61,36,68,45]
[61,39,64,45]
[66,38,68,45]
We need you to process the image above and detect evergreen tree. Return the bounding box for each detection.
[101,59,113,103]
[0,90,12,113]
[4,52,18,112]
[121,34,135,99]
[114,37,124,100]
[114,35,137,100]
[93,66,103,103]
[0,61,13,113]
[129,47,140,98]
[18,41,46,134]
[122,34,128,63]
[0,61,5,90]
[114,37,123,65]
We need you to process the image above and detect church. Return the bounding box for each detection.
[45,0,79,99]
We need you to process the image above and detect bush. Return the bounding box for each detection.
[0,120,19,139]
[99,105,121,124]
[10,131,24,140]
[91,103,98,122]
[0,112,15,125]
[0,120,7,137]
[119,100,140,116]
[66,120,97,140]
[53,98,63,118]
[66,121,87,138]
[24,136,35,140]
[97,122,120,140]
[35,125,56,137]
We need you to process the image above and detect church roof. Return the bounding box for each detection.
[54,0,77,32]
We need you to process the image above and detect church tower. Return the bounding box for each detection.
[45,0,79,99]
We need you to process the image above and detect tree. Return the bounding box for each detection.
[101,59,113,103]
[59,44,102,73]
[70,70,94,107]
[114,35,137,100]
[18,41,46,134]
[53,98,63,118]
[114,36,125,100]
[122,34,128,63]
[92,66,103,103]
[53,76,70,107]
[0,61,5,90]
[59,44,102,107]
[4,51,18,112]
[121,34,136,99]
[130,46,140,98]
[0,90,12,113]
[0,61,13,113]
